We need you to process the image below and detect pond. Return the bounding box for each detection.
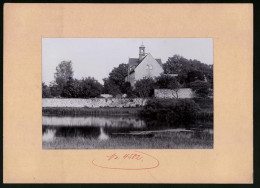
[42,115,213,149]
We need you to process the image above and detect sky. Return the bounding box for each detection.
[42,38,213,85]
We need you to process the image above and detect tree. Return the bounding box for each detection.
[140,98,201,124]
[42,82,52,98]
[103,78,121,96]
[135,77,156,98]
[122,82,136,98]
[163,55,192,74]
[59,77,103,98]
[163,55,213,87]
[186,70,204,84]
[54,61,74,92]
[60,77,78,98]
[109,63,128,88]
[190,80,210,98]
[79,77,103,98]
[49,81,63,97]
[47,60,106,98]
[103,63,128,95]
[164,55,194,85]
[155,74,181,98]
[156,74,180,89]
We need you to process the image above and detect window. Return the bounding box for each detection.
[146,65,153,70]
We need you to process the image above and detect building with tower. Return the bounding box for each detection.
[125,43,164,87]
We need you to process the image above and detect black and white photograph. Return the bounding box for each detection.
[42,38,213,149]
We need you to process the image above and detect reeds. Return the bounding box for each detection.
[42,131,213,149]
[195,112,213,121]
[42,107,143,116]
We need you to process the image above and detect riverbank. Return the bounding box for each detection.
[43,130,213,149]
[42,98,213,120]
[42,98,213,149]
[43,107,143,116]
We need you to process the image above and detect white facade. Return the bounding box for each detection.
[125,44,164,87]
[134,53,164,81]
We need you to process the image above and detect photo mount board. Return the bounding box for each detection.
[3,3,253,183]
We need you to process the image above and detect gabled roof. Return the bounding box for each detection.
[128,58,140,68]
[128,54,162,70]
[155,59,163,67]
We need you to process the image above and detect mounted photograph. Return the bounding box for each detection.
[42,38,213,149]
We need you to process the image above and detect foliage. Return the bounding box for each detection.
[60,77,103,98]
[103,63,129,95]
[44,61,103,98]
[122,82,137,98]
[135,77,157,98]
[103,78,122,96]
[60,77,77,98]
[163,55,213,88]
[49,81,63,97]
[190,80,211,98]
[79,77,103,98]
[153,74,182,98]
[54,61,74,89]
[185,70,205,83]
[163,55,192,75]
[155,74,180,89]
[42,82,52,98]
[193,97,213,113]
[48,61,74,97]
[43,107,142,116]
[140,98,201,124]
[109,63,128,87]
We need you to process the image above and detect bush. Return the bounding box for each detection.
[163,55,213,87]
[193,97,213,112]
[42,82,52,98]
[60,77,103,98]
[186,70,205,83]
[140,98,201,124]
[190,80,210,98]
[79,77,103,98]
[135,77,157,97]
[103,78,121,96]
[155,74,180,89]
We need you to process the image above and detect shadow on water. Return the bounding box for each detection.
[42,115,213,142]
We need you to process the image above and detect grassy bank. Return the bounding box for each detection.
[42,98,213,121]
[140,98,213,124]
[193,98,213,113]
[193,98,213,121]
[43,131,213,149]
[42,107,143,116]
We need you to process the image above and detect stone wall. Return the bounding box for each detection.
[42,89,195,108]
[154,88,194,99]
[42,98,148,108]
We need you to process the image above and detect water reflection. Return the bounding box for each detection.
[42,129,56,142]
[42,115,145,128]
[98,127,109,140]
[42,115,213,142]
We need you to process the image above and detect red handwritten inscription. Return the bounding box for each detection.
[92,151,159,170]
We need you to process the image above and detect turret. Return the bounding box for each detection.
[139,43,146,60]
